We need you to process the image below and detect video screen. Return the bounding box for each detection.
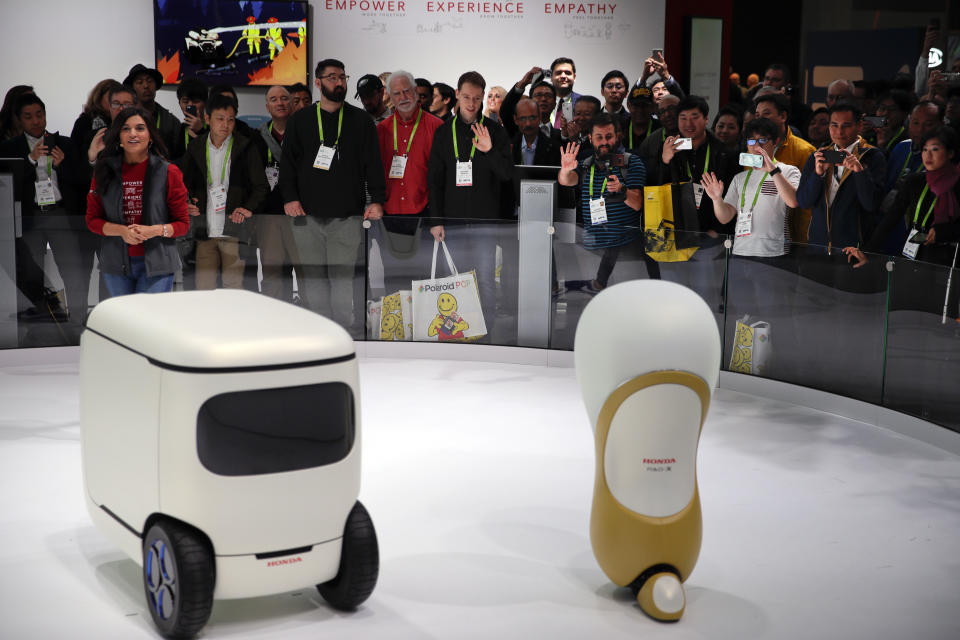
[154,0,308,86]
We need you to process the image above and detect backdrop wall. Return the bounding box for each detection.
[0,0,664,133]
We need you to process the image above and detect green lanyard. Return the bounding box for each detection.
[685,143,710,180]
[912,184,938,229]
[393,109,422,156]
[452,115,483,161]
[184,127,190,152]
[156,113,161,129]
[267,121,278,165]
[205,136,234,187]
[588,163,609,199]
[317,105,344,146]
[661,128,666,142]
[739,168,769,213]
[898,150,920,180]
[885,126,904,151]
[628,120,652,149]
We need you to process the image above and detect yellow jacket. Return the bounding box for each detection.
[775,128,816,243]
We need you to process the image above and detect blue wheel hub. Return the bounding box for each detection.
[146,541,177,620]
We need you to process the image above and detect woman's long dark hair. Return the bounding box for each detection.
[93,106,170,194]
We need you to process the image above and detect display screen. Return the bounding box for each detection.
[154,0,308,86]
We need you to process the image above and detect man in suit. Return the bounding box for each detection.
[0,93,89,327]
[512,97,562,167]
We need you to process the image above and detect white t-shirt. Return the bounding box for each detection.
[723,161,801,257]
[205,134,232,238]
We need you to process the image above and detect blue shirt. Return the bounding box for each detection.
[520,135,537,166]
[576,151,646,250]
[886,139,923,191]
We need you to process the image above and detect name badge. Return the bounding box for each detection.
[735,210,753,237]
[902,231,921,260]
[456,161,473,187]
[589,197,608,225]
[35,179,56,206]
[692,183,705,209]
[389,155,407,179]
[209,185,227,214]
[265,165,279,190]
[313,145,335,170]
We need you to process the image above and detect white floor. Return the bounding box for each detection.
[1,355,959,640]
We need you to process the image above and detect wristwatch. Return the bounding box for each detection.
[769,167,782,176]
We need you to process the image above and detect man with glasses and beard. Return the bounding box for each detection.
[558,112,659,294]
[279,58,385,335]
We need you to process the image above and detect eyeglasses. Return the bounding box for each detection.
[320,74,349,83]
[746,138,770,146]
[110,102,136,109]
[604,83,625,91]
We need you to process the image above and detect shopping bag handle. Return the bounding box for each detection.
[430,239,459,278]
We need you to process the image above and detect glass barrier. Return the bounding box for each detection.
[3,191,960,436]
[364,216,519,345]
[882,255,960,431]
[724,242,890,405]
[550,225,725,351]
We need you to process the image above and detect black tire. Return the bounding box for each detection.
[142,519,216,639]
[316,501,379,610]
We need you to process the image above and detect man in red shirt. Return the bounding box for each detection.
[374,70,443,294]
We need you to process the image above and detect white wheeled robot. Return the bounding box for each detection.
[574,280,720,621]
[80,290,377,638]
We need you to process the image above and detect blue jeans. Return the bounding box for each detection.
[103,256,175,296]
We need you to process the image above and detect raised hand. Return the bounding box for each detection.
[841,152,863,174]
[88,128,106,164]
[472,122,492,152]
[813,150,834,177]
[560,142,580,171]
[757,146,776,172]
[700,171,724,201]
[518,66,543,89]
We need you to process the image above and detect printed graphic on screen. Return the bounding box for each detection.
[154,0,308,86]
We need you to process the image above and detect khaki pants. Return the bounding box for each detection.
[256,215,301,300]
[195,237,244,290]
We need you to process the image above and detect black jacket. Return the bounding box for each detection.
[0,132,84,214]
[511,130,562,166]
[279,101,385,218]
[180,129,268,241]
[797,139,886,249]
[152,103,182,156]
[865,171,960,266]
[663,130,737,234]
[428,114,514,221]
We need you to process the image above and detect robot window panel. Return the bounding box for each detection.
[197,382,356,476]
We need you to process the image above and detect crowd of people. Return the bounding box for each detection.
[2,41,960,343]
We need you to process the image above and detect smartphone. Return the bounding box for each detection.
[652,48,663,60]
[820,149,846,163]
[942,72,960,86]
[674,137,693,150]
[909,230,927,244]
[531,69,545,85]
[561,100,573,122]
[739,152,764,168]
[185,104,198,117]
[863,116,886,127]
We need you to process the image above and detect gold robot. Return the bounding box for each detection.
[574,280,720,621]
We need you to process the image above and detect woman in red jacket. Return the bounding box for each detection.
[86,107,190,295]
